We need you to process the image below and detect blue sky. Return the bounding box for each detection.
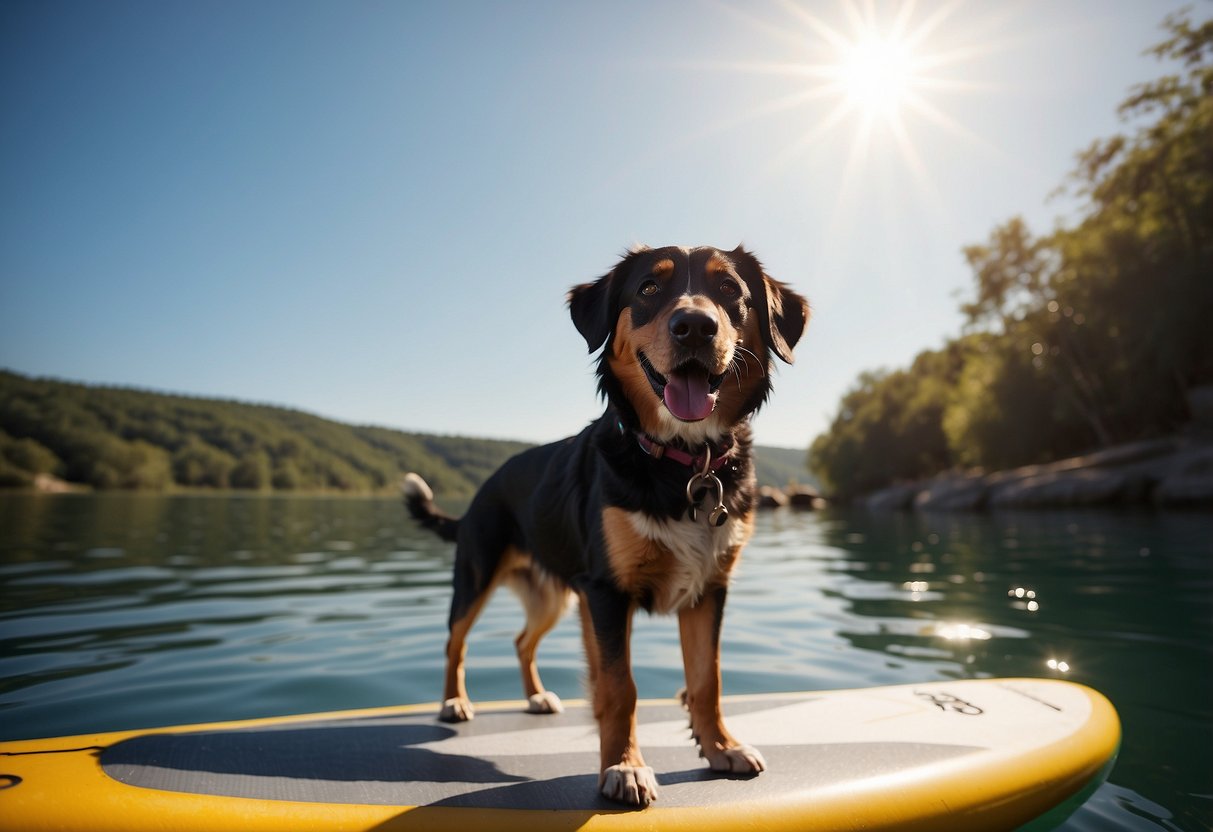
[0,0,1195,448]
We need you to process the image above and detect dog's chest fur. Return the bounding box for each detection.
[604,507,752,614]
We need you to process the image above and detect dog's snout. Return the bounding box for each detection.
[669,309,718,348]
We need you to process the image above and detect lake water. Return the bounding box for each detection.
[0,494,1209,829]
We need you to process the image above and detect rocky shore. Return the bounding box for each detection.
[858,436,1213,511]
[758,482,826,510]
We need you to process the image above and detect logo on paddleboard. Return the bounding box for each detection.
[914,690,984,715]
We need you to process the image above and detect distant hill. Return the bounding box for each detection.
[750,444,816,491]
[0,370,810,495]
[0,370,530,496]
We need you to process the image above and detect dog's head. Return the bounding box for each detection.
[568,245,809,444]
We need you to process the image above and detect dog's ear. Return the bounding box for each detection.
[568,248,647,353]
[732,246,809,364]
[568,275,614,354]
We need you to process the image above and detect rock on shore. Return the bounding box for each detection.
[758,482,826,510]
[859,436,1213,511]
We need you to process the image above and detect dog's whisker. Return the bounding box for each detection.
[731,347,752,374]
[728,357,746,391]
[732,346,761,375]
[727,348,762,392]
[735,345,766,377]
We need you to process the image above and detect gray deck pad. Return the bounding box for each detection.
[100,698,979,810]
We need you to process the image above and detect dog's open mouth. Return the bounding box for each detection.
[639,353,725,422]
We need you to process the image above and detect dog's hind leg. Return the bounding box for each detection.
[440,593,490,723]
[439,543,508,723]
[507,565,573,714]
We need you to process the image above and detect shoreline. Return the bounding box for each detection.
[852,435,1213,512]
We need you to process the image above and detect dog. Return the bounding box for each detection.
[403,244,808,807]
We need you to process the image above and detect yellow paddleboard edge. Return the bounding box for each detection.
[0,680,1120,832]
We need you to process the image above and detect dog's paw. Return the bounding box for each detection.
[706,744,767,774]
[438,697,474,723]
[600,764,658,807]
[526,691,564,714]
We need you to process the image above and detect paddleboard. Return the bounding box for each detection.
[0,678,1118,832]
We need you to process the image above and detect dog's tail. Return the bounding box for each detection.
[401,473,459,543]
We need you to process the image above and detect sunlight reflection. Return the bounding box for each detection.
[932,622,992,641]
[1009,586,1041,612]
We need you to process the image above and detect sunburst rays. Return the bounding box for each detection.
[679,0,1026,281]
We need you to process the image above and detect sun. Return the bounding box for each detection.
[836,31,917,119]
[659,0,1012,296]
[662,0,1000,211]
[693,1,999,177]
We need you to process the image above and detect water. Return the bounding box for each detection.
[0,494,1209,829]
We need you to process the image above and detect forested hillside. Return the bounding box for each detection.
[809,12,1213,499]
[0,370,810,494]
[0,370,531,495]
[751,445,816,491]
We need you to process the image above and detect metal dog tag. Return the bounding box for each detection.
[686,451,728,525]
[687,482,706,521]
[686,469,727,525]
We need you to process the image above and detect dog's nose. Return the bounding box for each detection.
[669,309,718,348]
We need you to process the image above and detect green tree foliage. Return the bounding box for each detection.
[809,346,963,498]
[230,450,273,491]
[0,431,61,475]
[271,459,303,491]
[172,439,237,488]
[0,430,62,487]
[811,11,1213,497]
[942,334,1090,470]
[0,370,531,495]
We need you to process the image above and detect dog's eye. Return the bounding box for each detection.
[720,279,740,297]
[638,280,659,297]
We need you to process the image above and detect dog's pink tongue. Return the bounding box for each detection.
[663,367,716,421]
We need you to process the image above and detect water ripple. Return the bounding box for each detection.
[0,496,1208,830]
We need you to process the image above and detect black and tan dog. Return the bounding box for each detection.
[403,244,808,806]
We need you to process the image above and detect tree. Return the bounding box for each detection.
[1051,11,1213,435]
[0,433,62,476]
[809,345,960,498]
[271,460,302,490]
[942,334,1089,470]
[172,440,237,488]
[959,219,1113,448]
[230,450,272,491]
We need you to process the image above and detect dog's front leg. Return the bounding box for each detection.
[679,585,766,774]
[579,581,658,806]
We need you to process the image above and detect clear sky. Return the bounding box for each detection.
[0,0,1195,448]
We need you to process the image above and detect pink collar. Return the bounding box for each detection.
[635,432,734,472]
